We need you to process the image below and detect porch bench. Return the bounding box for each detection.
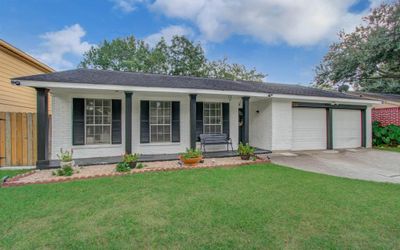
[200,133,233,152]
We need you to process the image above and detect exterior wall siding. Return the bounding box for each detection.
[51,91,240,159]
[132,93,190,154]
[271,100,293,150]
[51,90,125,160]
[195,95,239,152]
[249,100,272,150]
[51,90,374,159]
[372,107,400,126]
[0,44,53,113]
[366,107,372,148]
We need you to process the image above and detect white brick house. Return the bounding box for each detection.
[12,69,378,168]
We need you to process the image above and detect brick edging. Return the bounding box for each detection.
[2,158,271,188]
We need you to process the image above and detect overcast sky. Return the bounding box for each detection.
[0,0,384,84]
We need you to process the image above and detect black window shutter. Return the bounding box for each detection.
[196,102,203,141]
[222,103,230,137]
[72,98,85,145]
[171,101,180,142]
[111,99,122,144]
[140,101,150,143]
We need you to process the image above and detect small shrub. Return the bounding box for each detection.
[116,162,131,172]
[136,163,145,169]
[181,148,202,160]
[372,121,400,147]
[53,166,74,176]
[57,148,73,162]
[123,153,139,163]
[237,142,255,156]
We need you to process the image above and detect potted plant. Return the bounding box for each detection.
[57,148,74,168]
[237,143,255,160]
[180,148,203,165]
[54,148,75,176]
[123,153,139,169]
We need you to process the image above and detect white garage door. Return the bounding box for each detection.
[333,110,361,149]
[292,108,327,150]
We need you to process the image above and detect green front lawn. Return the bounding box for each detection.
[375,145,400,153]
[1,164,400,249]
[0,169,29,179]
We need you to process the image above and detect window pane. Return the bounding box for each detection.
[95,99,102,106]
[203,102,222,134]
[149,101,172,142]
[85,99,112,144]
[86,116,94,124]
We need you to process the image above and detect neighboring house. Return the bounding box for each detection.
[0,39,53,112]
[348,92,400,126]
[12,69,378,168]
[0,39,54,167]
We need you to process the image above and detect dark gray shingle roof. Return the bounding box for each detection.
[13,68,361,99]
[347,92,400,103]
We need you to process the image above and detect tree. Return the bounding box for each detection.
[206,58,266,81]
[79,35,266,82]
[315,1,400,94]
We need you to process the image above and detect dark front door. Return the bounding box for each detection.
[238,108,243,143]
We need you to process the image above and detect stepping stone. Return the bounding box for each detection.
[347,149,359,152]
[323,150,339,154]
[280,152,298,157]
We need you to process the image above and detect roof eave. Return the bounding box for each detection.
[14,79,379,105]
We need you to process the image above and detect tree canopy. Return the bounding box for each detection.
[315,1,400,94]
[80,36,266,82]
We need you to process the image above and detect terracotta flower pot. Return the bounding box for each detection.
[240,154,251,160]
[60,160,74,168]
[180,156,202,166]
[128,161,137,169]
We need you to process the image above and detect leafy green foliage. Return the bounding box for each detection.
[116,162,131,172]
[372,121,400,146]
[80,35,266,82]
[53,166,74,176]
[315,1,400,94]
[181,148,202,159]
[237,142,255,156]
[136,163,145,169]
[123,153,139,163]
[57,148,73,162]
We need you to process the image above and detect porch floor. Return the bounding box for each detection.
[45,148,271,169]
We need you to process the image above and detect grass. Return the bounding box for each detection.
[0,169,29,179]
[1,164,400,249]
[375,145,400,153]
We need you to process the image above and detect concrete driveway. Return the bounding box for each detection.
[271,149,400,183]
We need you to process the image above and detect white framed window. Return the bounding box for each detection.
[85,99,112,144]
[203,102,222,134]
[150,101,172,143]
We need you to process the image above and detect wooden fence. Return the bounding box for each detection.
[0,112,51,167]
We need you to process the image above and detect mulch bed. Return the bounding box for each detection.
[2,156,270,187]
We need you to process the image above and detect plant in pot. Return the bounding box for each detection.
[180,148,203,166]
[237,143,255,160]
[123,153,139,169]
[55,148,75,176]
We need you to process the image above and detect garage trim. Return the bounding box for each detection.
[292,102,367,149]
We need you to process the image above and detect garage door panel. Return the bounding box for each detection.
[333,110,361,149]
[292,108,327,150]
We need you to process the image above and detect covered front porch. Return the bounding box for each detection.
[34,87,270,169]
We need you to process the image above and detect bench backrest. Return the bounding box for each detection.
[200,133,228,143]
